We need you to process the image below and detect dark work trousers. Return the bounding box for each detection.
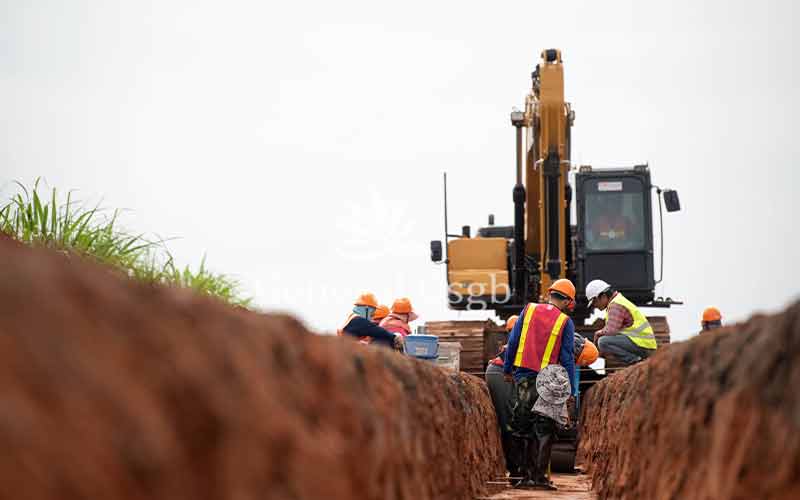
[597,334,655,365]
[485,364,517,475]
[509,374,558,484]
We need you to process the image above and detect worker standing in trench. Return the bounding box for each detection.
[485,315,519,479]
[503,279,577,490]
[585,279,657,365]
[337,293,404,350]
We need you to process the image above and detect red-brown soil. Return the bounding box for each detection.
[579,302,800,500]
[0,237,503,500]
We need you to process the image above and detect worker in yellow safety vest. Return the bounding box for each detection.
[503,279,577,491]
[585,279,657,365]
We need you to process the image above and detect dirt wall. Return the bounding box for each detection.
[579,302,800,500]
[0,237,503,500]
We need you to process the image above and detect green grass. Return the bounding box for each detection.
[0,179,250,307]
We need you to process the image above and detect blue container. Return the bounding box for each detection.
[404,334,439,359]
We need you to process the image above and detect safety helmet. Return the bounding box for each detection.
[577,339,599,366]
[354,292,378,308]
[548,279,576,301]
[702,307,722,323]
[391,297,414,314]
[373,304,390,321]
[585,279,611,304]
[505,315,519,332]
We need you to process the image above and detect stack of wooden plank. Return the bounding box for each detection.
[648,315,671,347]
[424,320,503,376]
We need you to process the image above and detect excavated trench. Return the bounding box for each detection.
[5,235,799,500]
[0,237,503,500]
[579,301,800,500]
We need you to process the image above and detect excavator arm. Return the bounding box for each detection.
[513,49,574,303]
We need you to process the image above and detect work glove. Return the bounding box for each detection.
[566,395,577,428]
[393,333,405,350]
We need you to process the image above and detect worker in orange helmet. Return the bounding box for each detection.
[574,334,599,367]
[379,297,418,337]
[485,315,520,478]
[372,304,390,324]
[337,293,404,349]
[503,279,577,490]
[701,307,723,332]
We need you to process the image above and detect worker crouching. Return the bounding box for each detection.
[585,279,657,366]
[503,279,577,490]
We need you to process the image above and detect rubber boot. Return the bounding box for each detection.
[532,432,557,490]
[502,432,521,481]
[512,438,536,488]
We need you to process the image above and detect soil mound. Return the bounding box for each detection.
[0,238,503,500]
[579,303,800,500]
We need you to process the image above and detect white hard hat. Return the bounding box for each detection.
[585,279,611,304]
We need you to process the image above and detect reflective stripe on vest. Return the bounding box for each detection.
[606,293,657,350]
[337,313,372,344]
[513,303,568,371]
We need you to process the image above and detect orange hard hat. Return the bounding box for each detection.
[577,339,599,366]
[548,279,576,301]
[354,292,378,308]
[372,304,390,321]
[391,297,414,314]
[505,315,519,332]
[702,307,722,323]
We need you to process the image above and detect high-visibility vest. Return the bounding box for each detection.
[513,303,569,371]
[337,313,372,344]
[606,293,657,350]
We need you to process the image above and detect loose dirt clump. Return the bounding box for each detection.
[0,238,503,500]
[579,302,800,500]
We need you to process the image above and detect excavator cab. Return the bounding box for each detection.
[575,166,656,307]
[573,165,681,314]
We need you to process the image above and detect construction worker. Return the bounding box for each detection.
[701,307,723,332]
[503,279,576,490]
[337,293,404,350]
[485,315,519,479]
[379,297,418,337]
[372,304,390,325]
[585,279,657,365]
[572,333,602,396]
[574,333,599,367]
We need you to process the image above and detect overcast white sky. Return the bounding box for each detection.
[3,0,798,340]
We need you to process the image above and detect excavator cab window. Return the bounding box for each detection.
[583,178,646,251]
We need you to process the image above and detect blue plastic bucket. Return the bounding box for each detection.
[404,334,439,359]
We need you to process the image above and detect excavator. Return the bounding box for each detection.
[428,49,681,471]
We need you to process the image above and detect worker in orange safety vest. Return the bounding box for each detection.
[503,279,577,490]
